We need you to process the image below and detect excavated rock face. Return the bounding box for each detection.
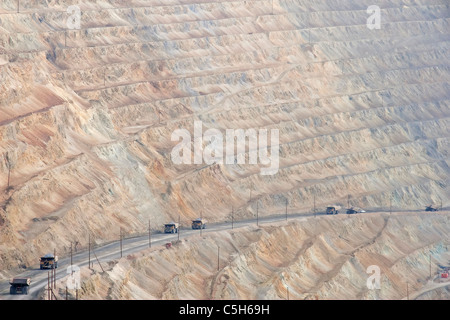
[51,213,450,300]
[0,1,449,273]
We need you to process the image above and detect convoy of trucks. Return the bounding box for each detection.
[7,204,444,296]
[164,218,207,232]
[9,253,55,295]
[327,205,368,214]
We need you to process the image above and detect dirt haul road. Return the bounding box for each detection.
[0,211,316,300]
[1,211,449,300]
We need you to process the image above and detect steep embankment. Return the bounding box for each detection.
[47,212,450,300]
[1,0,449,275]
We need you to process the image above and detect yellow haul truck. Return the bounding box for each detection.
[326,205,341,215]
[39,253,58,269]
[164,222,179,234]
[192,218,207,230]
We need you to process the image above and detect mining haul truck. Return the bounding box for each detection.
[9,278,31,295]
[326,206,340,215]
[425,205,439,212]
[40,253,58,269]
[347,207,365,214]
[164,222,179,234]
[192,218,207,229]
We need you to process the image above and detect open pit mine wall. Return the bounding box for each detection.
[0,0,449,273]
[47,213,450,300]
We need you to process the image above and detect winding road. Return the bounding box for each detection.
[1,210,448,300]
[0,212,316,300]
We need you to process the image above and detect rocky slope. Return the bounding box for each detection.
[47,212,450,300]
[0,0,449,275]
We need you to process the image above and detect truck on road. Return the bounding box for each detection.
[326,205,340,215]
[346,207,366,214]
[164,222,179,234]
[425,205,439,212]
[192,218,207,230]
[39,253,58,269]
[9,278,31,295]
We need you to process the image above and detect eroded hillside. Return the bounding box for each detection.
[0,0,449,275]
[47,212,450,300]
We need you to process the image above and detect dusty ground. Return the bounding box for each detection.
[43,212,450,300]
[0,0,449,289]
